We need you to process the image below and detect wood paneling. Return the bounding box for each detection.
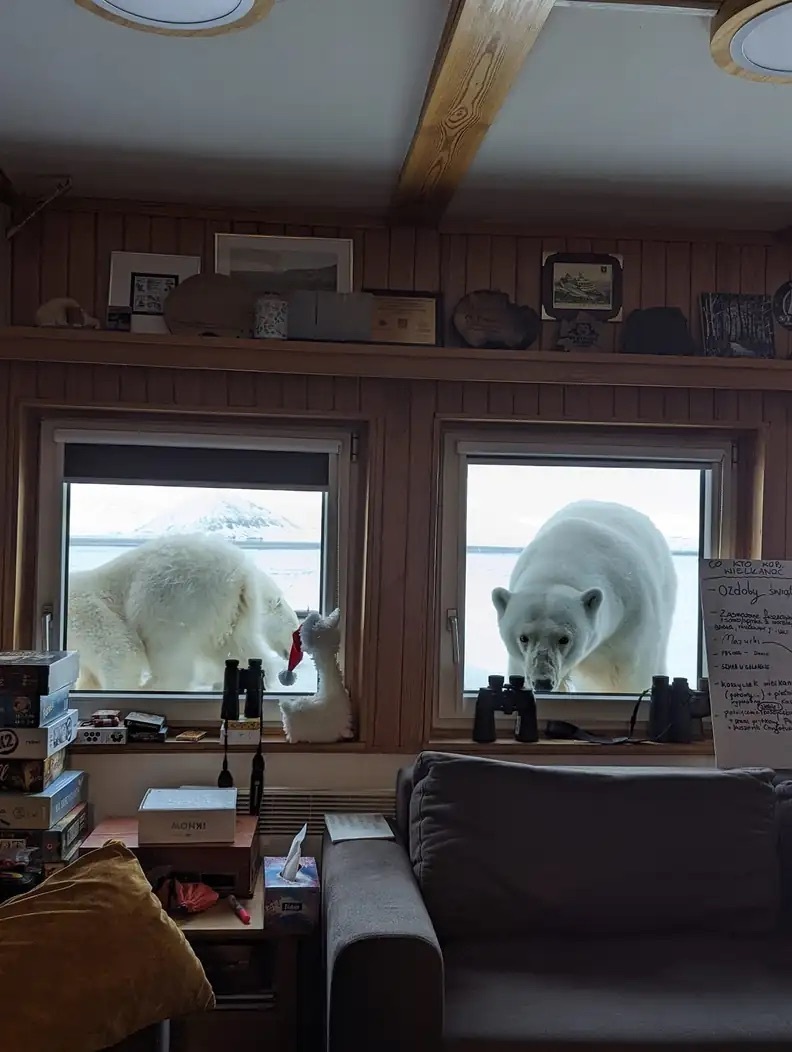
[6,200,792,751]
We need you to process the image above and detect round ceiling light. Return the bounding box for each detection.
[712,0,792,82]
[74,0,272,35]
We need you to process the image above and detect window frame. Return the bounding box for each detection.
[434,425,737,732]
[36,417,355,723]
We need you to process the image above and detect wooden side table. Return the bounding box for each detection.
[170,873,300,1052]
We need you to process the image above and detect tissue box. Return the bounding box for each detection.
[263,855,319,932]
[138,787,238,844]
[287,291,373,342]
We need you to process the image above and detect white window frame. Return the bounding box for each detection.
[36,417,354,724]
[435,427,737,732]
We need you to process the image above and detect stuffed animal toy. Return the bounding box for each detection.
[35,297,100,329]
[278,608,354,743]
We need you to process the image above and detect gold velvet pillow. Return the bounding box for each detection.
[0,841,215,1052]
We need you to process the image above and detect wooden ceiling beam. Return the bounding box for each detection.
[392,0,558,224]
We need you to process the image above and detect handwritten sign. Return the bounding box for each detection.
[700,559,792,768]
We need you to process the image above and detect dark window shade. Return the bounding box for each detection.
[63,444,330,488]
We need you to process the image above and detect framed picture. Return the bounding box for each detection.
[366,290,441,346]
[700,292,775,358]
[109,252,201,334]
[215,233,353,297]
[541,252,623,322]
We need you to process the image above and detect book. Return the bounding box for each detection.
[324,813,394,843]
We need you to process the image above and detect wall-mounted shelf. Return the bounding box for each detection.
[1,326,791,391]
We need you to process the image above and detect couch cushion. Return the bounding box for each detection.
[410,754,779,940]
[443,935,792,1050]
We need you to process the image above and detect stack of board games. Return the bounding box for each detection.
[0,651,91,886]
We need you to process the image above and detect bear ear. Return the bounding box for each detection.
[581,587,603,614]
[491,588,512,618]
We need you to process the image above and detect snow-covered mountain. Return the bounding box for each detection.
[134,495,304,541]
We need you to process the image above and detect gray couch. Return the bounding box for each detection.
[324,752,792,1051]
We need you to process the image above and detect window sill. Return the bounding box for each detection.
[69,733,368,755]
[429,738,714,757]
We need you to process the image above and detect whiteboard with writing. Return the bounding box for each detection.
[700,558,792,768]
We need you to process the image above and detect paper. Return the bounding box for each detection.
[280,822,307,882]
[700,558,792,768]
[324,813,393,843]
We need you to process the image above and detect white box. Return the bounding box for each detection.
[75,723,128,746]
[0,709,78,759]
[138,787,238,844]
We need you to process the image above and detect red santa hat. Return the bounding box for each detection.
[278,626,304,686]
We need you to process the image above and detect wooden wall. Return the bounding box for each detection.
[4,199,792,751]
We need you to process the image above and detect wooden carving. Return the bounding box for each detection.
[452,290,540,350]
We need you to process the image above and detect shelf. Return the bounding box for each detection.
[1,326,791,390]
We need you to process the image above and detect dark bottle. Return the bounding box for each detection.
[221,659,240,721]
[244,658,264,719]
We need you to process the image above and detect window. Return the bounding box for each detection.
[36,421,353,717]
[436,429,735,728]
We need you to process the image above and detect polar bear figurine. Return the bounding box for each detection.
[67,534,299,692]
[492,501,677,694]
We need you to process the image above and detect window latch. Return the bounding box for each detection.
[447,608,461,666]
[40,606,53,651]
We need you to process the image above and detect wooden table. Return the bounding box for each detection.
[171,872,300,1052]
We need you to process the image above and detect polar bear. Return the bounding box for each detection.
[491,501,676,694]
[67,534,299,692]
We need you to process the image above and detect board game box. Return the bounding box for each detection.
[0,686,71,728]
[0,770,87,829]
[0,748,66,793]
[0,710,78,759]
[0,651,80,696]
[0,802,92,861]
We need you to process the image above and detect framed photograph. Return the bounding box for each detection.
[541,252,623,322]
[366,290,441,346]
[215,233,353,297]
[700,292,775,358]
[109,252,201,334]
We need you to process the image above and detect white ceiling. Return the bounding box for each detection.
[1,0,792,228]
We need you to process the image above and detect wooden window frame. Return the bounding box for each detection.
[433,424,738,735]
[35,415,356,725]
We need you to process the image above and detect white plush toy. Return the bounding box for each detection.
[278,608,354,743]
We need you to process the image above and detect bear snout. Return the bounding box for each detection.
[534,677,554,692]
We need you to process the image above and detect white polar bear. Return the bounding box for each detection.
[491,501,677,694]
[67,534,299,692]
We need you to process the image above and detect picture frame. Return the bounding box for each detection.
[215,233,354,298]
[365,289,442,346]
[541,252,623,322]
[108,252,201,334]
[700,292,775,358]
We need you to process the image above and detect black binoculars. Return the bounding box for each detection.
[473,675,539,744]
[647,674,710,743]
[221,658,264,721]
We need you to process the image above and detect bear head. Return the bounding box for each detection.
[491,583,604,692]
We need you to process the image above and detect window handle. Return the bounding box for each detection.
[41,606,53,652]
[447,608,460,666]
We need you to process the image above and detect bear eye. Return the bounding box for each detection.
[558,635,570,646]
[519,633,530,645]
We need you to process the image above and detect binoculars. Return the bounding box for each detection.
[221,658,264,721]
[647,675,710,743]
[473,675,539,744]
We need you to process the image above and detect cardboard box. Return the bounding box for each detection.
[41,839,81,878]
[0,709,78,759]
[0,770,87,830]
[0,747,66,793]
[0,803,93,861]
[219,717,261,746]
[263,855,320,932]
[138,787,238,844]
[0,651,80,695]
[0,687,70,729]
[75,723,128,746]
[80,815,260,896]
[287,291,373,342]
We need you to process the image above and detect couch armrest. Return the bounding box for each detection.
[323,834,443,1052]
